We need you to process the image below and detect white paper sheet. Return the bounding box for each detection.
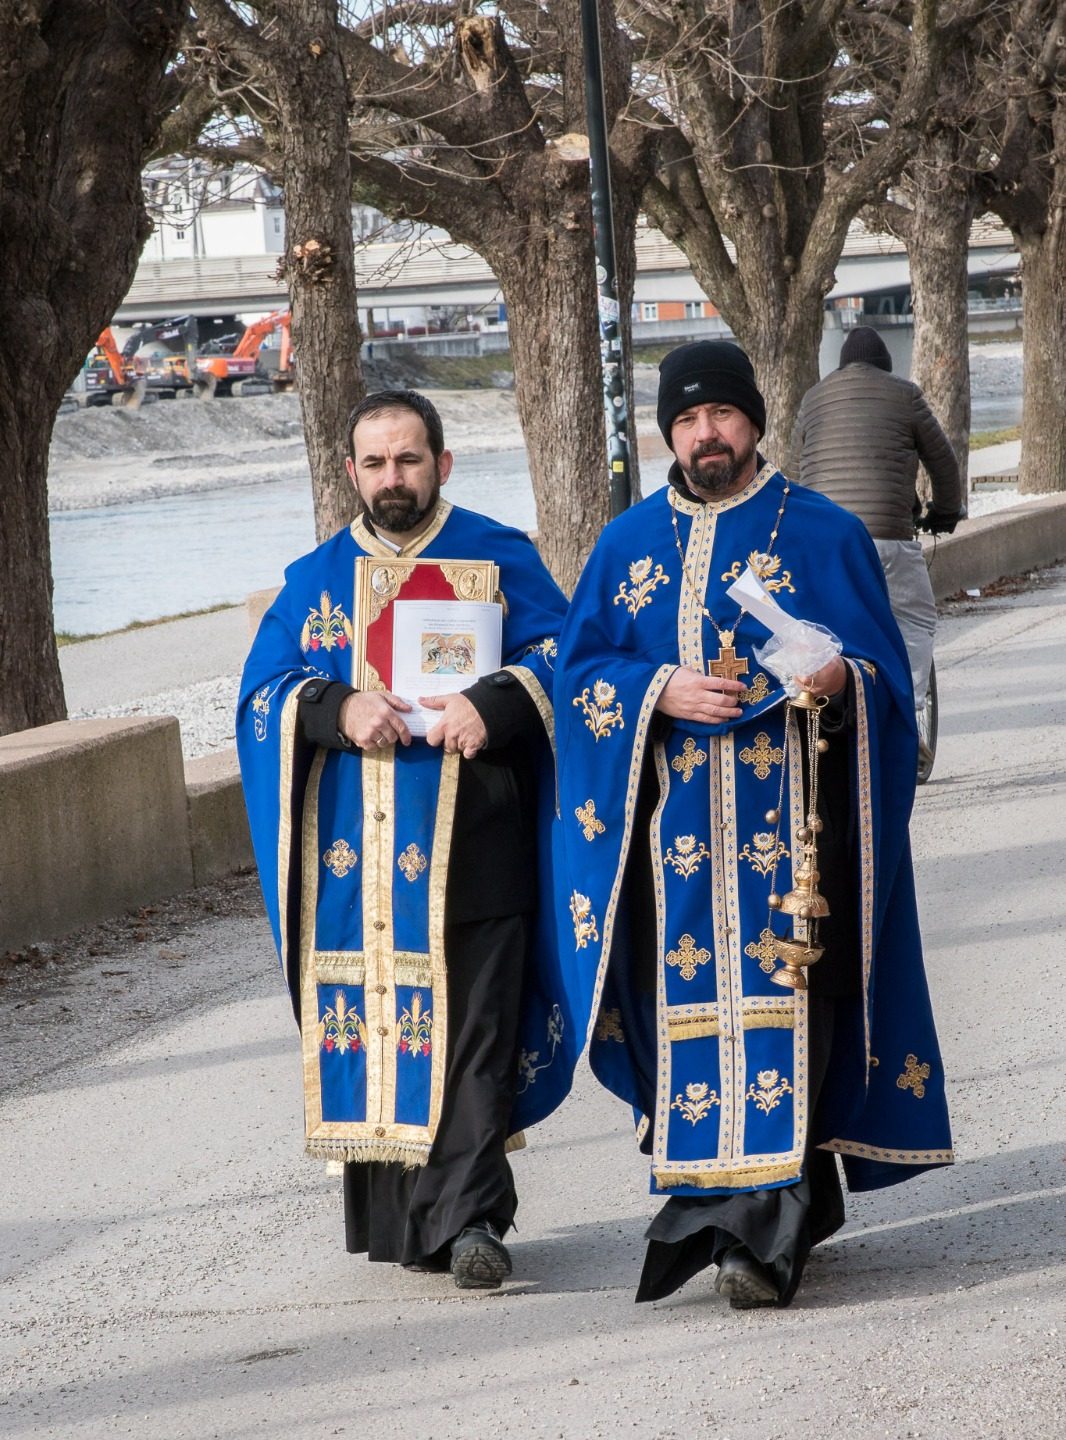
[390,599,503,736]
[725,565,794,636]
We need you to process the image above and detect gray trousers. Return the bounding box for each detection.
[873,538,936,711]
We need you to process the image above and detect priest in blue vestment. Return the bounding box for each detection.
[555,343,953,1308]
[238,390,573,1289]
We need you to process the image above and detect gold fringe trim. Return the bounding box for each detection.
[653,1158,803,1189]
[394,956,434,987]
[315,954,366,986]
[667,1007,794,1040]
[505,1130,527,1154]
[306,1138,431,1168]
[668,1017,720,1041]
[742,1007,796,1031]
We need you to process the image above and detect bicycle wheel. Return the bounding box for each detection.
[916,658,938,785]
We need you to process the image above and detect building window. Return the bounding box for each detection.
[640,302,659,321]
[273,216,282,233]
[175,229,186,240]
[684,301,703,319]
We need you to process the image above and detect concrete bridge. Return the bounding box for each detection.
[114,218,1019,323]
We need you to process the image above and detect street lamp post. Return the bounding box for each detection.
[580,0,631,518]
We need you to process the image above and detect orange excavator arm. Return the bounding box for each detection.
[94,328,131,387]
[233,308,291,359]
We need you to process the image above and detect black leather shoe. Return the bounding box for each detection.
[450,1221,512,1290]
[714,1245,780,1309]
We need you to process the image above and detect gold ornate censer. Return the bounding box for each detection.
[764,688,832,991]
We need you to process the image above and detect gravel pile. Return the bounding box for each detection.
[70,673,241,760]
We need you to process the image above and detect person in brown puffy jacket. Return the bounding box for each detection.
[791,326,964,739]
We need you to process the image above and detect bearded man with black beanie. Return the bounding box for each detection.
[553,341,953,1310]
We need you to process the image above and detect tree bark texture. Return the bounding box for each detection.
[1017,227,1066,495]
[270,2,365,542]
[641,0,940,467]
[339,3,653,590]
[490,166,611,587]
[976,2,1066,496]
[907,131,978,500]
[0,0,185,736]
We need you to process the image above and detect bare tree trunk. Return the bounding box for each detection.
[271,1,364,541]
[743,299,824,474]
[908,133,977,499]
[493,189,611,592]
[0,409,61,733]
[1018,226,1066,495]
[0,0,184,736]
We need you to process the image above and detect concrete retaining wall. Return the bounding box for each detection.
[924,493,1066,600]
[185,749,255,889]
[3,493,1064,953]
[0,717,194,952]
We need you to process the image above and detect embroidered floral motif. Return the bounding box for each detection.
[671,1082,721,1125]
[744,928,780,974]
[251,684,275,742]
[570,892,600,949]
[322,839,359,878]
[739,731,785,781]
[516,1005,564,1092]
[721,551,796,595]
[613,556,671,616]
[664,834,710,879]
[594,1007,624,1043]
[397,842,428,882]
[746,1068,794,1114]
[300,591,354,653]
[319,989,367,1054]
[523,636,558,670]
[573,679,625,741]
[739,831,790,877]
[671,736,708,783]
[896,1053,931,1098]
[666,933,712,982]
[397,991,433,1056]
[575,799,606,842]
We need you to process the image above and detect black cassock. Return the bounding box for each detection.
[299,674,541,1268]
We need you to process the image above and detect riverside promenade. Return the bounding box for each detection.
[2,565,1064,1439]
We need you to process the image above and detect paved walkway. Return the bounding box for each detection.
[5,568,1064,1438]
[969,438,1021,480]
[59,605,250,712]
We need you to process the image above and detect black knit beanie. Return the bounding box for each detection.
[657,341,766,448]
[839,326,892,372]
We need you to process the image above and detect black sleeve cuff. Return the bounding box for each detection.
[819,669,855,733]
[298,679,356,749]
[463,670,542,749]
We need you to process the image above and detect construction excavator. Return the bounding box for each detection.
[194,309,294,396]
[82,328,146,407]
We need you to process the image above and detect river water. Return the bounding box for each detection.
[50,449,675,636]
[50,375,1021,636]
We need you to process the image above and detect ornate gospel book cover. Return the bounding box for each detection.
[352,557,502,735]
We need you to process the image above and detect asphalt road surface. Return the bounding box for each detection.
[3,568,1064,1439]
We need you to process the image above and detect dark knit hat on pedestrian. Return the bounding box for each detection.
[839,326,892,372]
[657,341,766,447]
